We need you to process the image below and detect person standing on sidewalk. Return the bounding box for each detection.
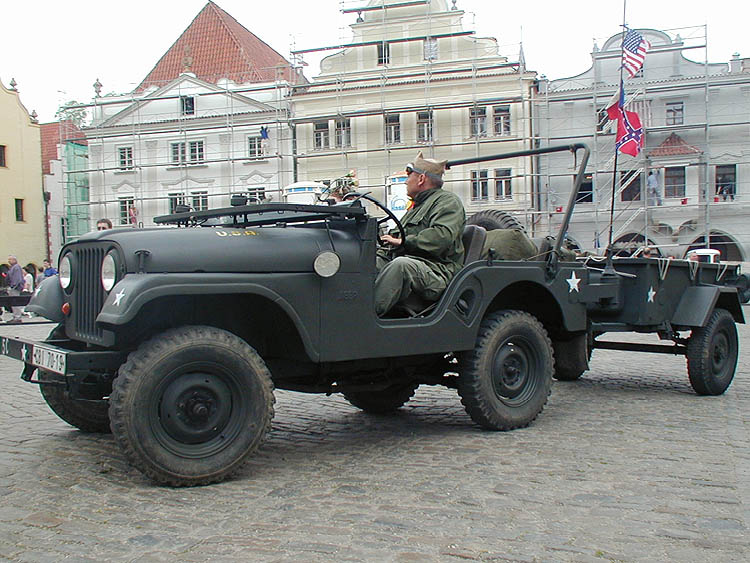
[6,255,25,324]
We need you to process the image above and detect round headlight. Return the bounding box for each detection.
[101,252,117,292]
[59,255,72,290]
[313,251,341,278]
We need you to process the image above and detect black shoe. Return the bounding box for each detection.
[6,319,23,324]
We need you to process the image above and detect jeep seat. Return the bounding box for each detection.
[393,225,487,317]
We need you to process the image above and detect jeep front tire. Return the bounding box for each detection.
[109,326,274,486]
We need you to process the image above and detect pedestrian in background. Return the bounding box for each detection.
[96,218,113,231]
[5,255,25,324]
[22,264,36,293]
[42,258,57,278]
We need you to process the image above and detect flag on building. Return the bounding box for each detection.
[622,29,650,78]
[607,82,644,157]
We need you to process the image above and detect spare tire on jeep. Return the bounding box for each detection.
[467,209,525,232]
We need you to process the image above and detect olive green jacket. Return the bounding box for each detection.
[385,187,466,282]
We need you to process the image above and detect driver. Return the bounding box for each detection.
[375,151,465,316]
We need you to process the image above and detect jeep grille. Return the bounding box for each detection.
[68,244,107,344]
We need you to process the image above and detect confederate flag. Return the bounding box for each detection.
[606,82,644,157]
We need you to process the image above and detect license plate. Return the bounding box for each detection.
[31,345,67,375]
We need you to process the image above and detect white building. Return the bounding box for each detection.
[82,1,302,227]
[536,29,750,260]
[291,0,537,219]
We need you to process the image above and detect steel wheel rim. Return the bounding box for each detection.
[151,361,249,458]
[710,331,731,378]
[491,337,538,405]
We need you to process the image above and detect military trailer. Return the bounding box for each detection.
[0,144,743,486]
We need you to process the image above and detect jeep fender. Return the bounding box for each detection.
[96,273,319,360]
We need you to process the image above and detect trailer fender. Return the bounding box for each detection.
[672,286,744,327]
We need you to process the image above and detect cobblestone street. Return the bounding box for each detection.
[0,316,748,562]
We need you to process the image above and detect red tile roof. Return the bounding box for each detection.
[39,121,86,175]
[647,132,702,157]
[135,1,301,92]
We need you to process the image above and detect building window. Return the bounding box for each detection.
[0,145,6,167]
[314,121,329,149]
[620,171,641,201]
[119,198,135,226]
[14,199,24,221]
[493,106,511,136]
[335,118,351,148]
[377,42,390,65]
[118,146,134,170]
[664,166,686,198]
[471,170,489,200]
[170,141,204,164]
[191,191,208,211]
[666,101,684,125]
[716,164,736,201]
[424,37,438,61]
[248,136,263,158]
[494,169,512,199]
[60,217,67,243]
[577,174,594,203]
[169,193,186,214]
[180,95,195,116]
[417,111,433,142]
[385,114,400,144]
[247,187,266,203]
[470,107,487,137]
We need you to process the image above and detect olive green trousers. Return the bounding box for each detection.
[374,255,447,316]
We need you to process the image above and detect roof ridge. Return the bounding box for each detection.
[206,2,261,82]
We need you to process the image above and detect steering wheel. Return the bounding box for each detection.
[353,193,406,246]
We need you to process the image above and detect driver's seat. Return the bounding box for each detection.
[392,225,487,317]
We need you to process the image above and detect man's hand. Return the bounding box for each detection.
[380,234,402,247]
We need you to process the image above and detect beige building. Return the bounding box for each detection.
[291,0,537,218]
[0,78,46,265]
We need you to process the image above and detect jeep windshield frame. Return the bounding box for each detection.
[153,201,367,228]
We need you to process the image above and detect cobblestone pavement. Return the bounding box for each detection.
[0,315,748,562]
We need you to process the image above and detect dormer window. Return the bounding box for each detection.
[180,95,195,116]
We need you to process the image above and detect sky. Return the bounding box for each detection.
[2,0,748,123]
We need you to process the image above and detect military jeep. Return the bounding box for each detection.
[1,144,743,486]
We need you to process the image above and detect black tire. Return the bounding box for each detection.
[686,308,738,396]
[343,382,418,413]
[109,326,275,486]
[735,274,749,304]
[458,310,553,430]
[39,371,112,433]
[553,333,592,381]
[467,209,525,232]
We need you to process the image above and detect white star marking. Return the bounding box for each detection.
[647,286,656,303]
[566,271,581,293]
[114,289,126,306]
[21,345,28,362]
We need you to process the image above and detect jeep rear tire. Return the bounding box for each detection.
[109,326,274,486]
[458,310,553,430]
[343,381,418,413]
[686,308,738,395]
[39,371,111,433]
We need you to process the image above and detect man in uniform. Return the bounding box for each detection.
[375,152,465,316]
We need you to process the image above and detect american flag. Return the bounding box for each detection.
[622,29,650,78]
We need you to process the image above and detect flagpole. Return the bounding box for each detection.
[607,0,628,253]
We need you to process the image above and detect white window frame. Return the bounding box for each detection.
[385,114,400,144]
[423,37,438,61]
[494,168,512,200]
[493,106,511,136]
[119,198,135,226]
[170,140,205,164]
[248,136,263,158]
[666,101,684,126]
[314,121,329,149]
[118,146,134,170]
[470,107,487,138]
[417,111,433,143]
[335,118,351,148]
[168,192,186,214]
[471,170,489,200]
[191,191,209,211]
[180,95,195,116]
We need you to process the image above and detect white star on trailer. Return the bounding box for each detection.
[647,286,656,303]
[114,289,126,306]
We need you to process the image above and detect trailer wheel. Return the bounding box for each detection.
[458,310,553,430]
[343,381,418,413]
[686,308,738,395]
[109,326,274,486]
[39,371,112,433]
